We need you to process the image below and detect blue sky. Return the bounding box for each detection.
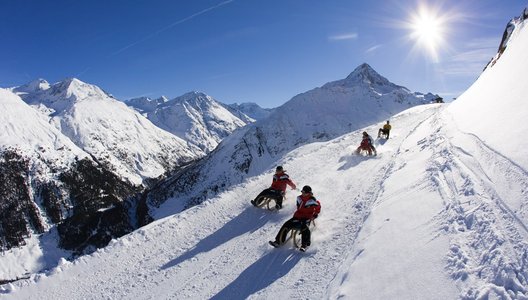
[1,0,526,108]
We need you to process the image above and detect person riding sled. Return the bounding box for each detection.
[355,131,377,156]
[378,120,392,139]
[269,185,321,252]
[251,166,296,210]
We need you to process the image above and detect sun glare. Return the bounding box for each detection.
[408,5,446,62]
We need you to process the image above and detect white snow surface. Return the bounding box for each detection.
[128,91,248,153]
[0,88,86,165]
[12,78,201,185]
[448,16,528,171]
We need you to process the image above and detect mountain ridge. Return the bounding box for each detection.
[128,90,250,153]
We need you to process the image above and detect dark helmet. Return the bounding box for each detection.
[362,131,368,136]
[301,185,312,193]
[386,120,390,124]
[275,166,284,172]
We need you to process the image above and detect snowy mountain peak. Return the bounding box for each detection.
[14,78,50,93]
[172,91,214,105]
[127,90,249,153]
[344,63,397,88]
[48,77,108,102]
[227,102,273,121]
[323,63,405,94]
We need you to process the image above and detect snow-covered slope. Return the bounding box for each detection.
[147,63,430,217]
[128,92,249,153]
[0,88,86,162]
[13,78,201,185]
[5,98,527,298]
[448,10,528,170]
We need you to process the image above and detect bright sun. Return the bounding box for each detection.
[409,6,446,62]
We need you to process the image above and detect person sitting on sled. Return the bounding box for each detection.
[355,131,377,156]
[378,120,392,139]
[251,166,296,209]
[269,185,321,252]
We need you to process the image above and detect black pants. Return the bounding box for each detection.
[253,188,284,207]
[378,128,390,138]
[275,218,311,247]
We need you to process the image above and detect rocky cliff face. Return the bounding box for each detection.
[0,146,140,255]
[0,150,44,250]
[55,158,140,254]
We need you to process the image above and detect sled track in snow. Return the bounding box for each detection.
[324,106,444,295]
[426,111,528,299]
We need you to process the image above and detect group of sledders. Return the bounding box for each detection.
[251,121,392,252]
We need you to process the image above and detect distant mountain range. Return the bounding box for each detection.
[128,92,250,153]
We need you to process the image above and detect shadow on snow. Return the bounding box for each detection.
[160,207,281,270]
[338,154,372,170]
[210,250,302,299]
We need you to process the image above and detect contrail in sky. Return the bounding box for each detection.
[111,0,235,56]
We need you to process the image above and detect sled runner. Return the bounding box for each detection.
[269,219,316,249]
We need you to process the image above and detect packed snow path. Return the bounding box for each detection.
[5,104,527,299]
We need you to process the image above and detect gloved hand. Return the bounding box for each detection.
[313,214,318,219]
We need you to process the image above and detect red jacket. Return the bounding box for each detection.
[293,194,321,220]
[360,136,373,148]
[270,172,296,192]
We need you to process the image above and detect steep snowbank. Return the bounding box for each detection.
[448,13,528,170]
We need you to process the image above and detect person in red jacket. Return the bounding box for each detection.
[355,131,377,156]
[269,185,321,252]
[251,166,296,209]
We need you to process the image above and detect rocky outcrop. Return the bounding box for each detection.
[0,148,140,255]
[0,150,45,250]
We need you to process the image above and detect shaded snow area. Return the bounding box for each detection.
[4,102,527,299]
[0,230,70,283]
